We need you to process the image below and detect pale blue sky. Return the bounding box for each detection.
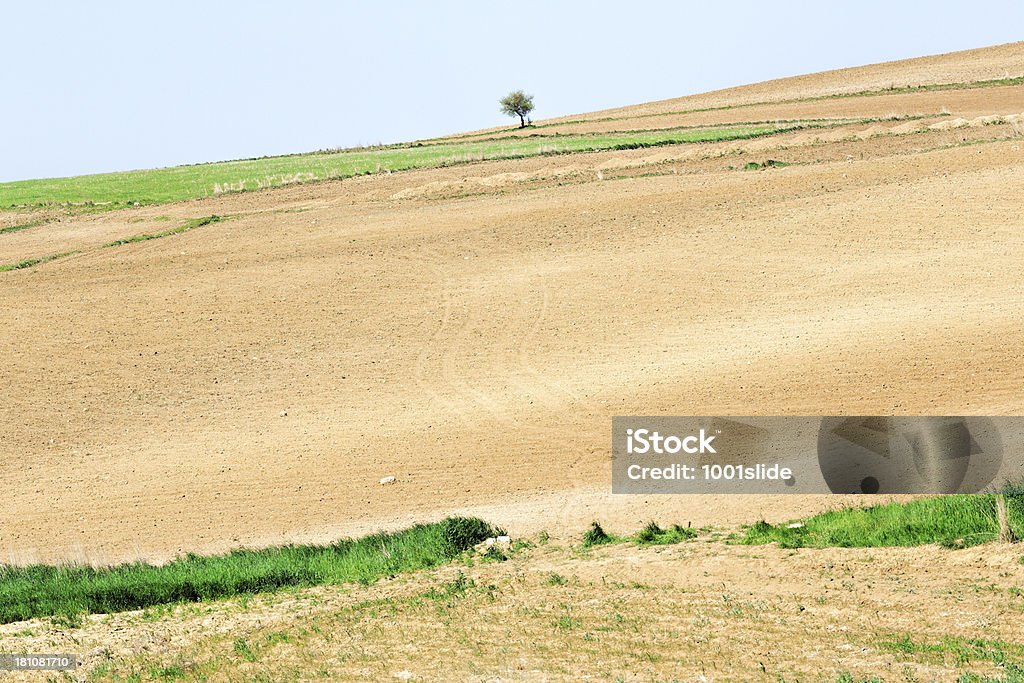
[2,1,1022,183]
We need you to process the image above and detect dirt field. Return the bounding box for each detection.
[4,38,1024,683]
[2,43,1024,568]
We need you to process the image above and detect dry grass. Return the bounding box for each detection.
[3,534,1023,681]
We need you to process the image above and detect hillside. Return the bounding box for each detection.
[2,42,1024,566]
[1,40,1024,681]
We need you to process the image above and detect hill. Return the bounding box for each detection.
[1,42,1023,564]
[1,41,1023,681]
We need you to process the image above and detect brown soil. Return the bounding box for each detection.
[3,38,1024,683]
[452,40,1024,138]
[0,46,1019,557]
[3,112,1023,565]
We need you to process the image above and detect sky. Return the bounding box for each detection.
[2,1,1023,183]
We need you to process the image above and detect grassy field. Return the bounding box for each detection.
[0,122,825,209]
[0,517,496,624]
[743,492,1024,549]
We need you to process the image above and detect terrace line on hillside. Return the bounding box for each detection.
[0,120,862,209]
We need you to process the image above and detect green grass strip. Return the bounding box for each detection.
[0,219,47,236]
[743,491,1024,549]
[400,115,882,145]
[0,250,78,272]
[103,214,223,247]
[0,123,812,209]
[0,517,498,624]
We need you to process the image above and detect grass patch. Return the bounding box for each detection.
[582,521,617,548]
[634,522,698,546]
[0,219,46,235]
[233,637,258,663]
[833,674,885,683]
[103,215,223,247]
[744,159,789,170]
[545,573,569,587]
[0,517,497,624]
[0,122,827,209]
[879,634,1024,667]
[0,250,78,272]
[582,520,698,549]
[555,614,582,630]
[958,664,1024,682]
[743,492,1024,548]
[424,571,473,601]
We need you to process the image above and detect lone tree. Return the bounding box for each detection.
[500,90,534,128]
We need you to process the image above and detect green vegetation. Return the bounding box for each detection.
[744,159,789,170]
[0,216,223,275]
[545,572,569,587]
[833,674,884,683]
[2,72,1014,210]
[634,521,697,546]
[873,634,1024,682]
[879,634,1024,666]
[0,250,78,272]
[103,215,223,247]
[743,492,1024,549]
[499,89,535,128]
[424,571,473,600]
[0,517,497,624]
[0,122,818,209]
[582,521,616,548]
[581,520,699,548]
[0,219,46,235]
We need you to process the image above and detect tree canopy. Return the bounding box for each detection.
[499,90,534,128]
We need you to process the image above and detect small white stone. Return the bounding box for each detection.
[279,410,288,417]
[786,522,805,529]
[379,476,396,485]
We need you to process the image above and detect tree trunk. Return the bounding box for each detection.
[519,113,525,128]
[997,494,1017,543]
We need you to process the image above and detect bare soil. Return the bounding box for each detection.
[3,37,1024,683]
[3,111,1023,565]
